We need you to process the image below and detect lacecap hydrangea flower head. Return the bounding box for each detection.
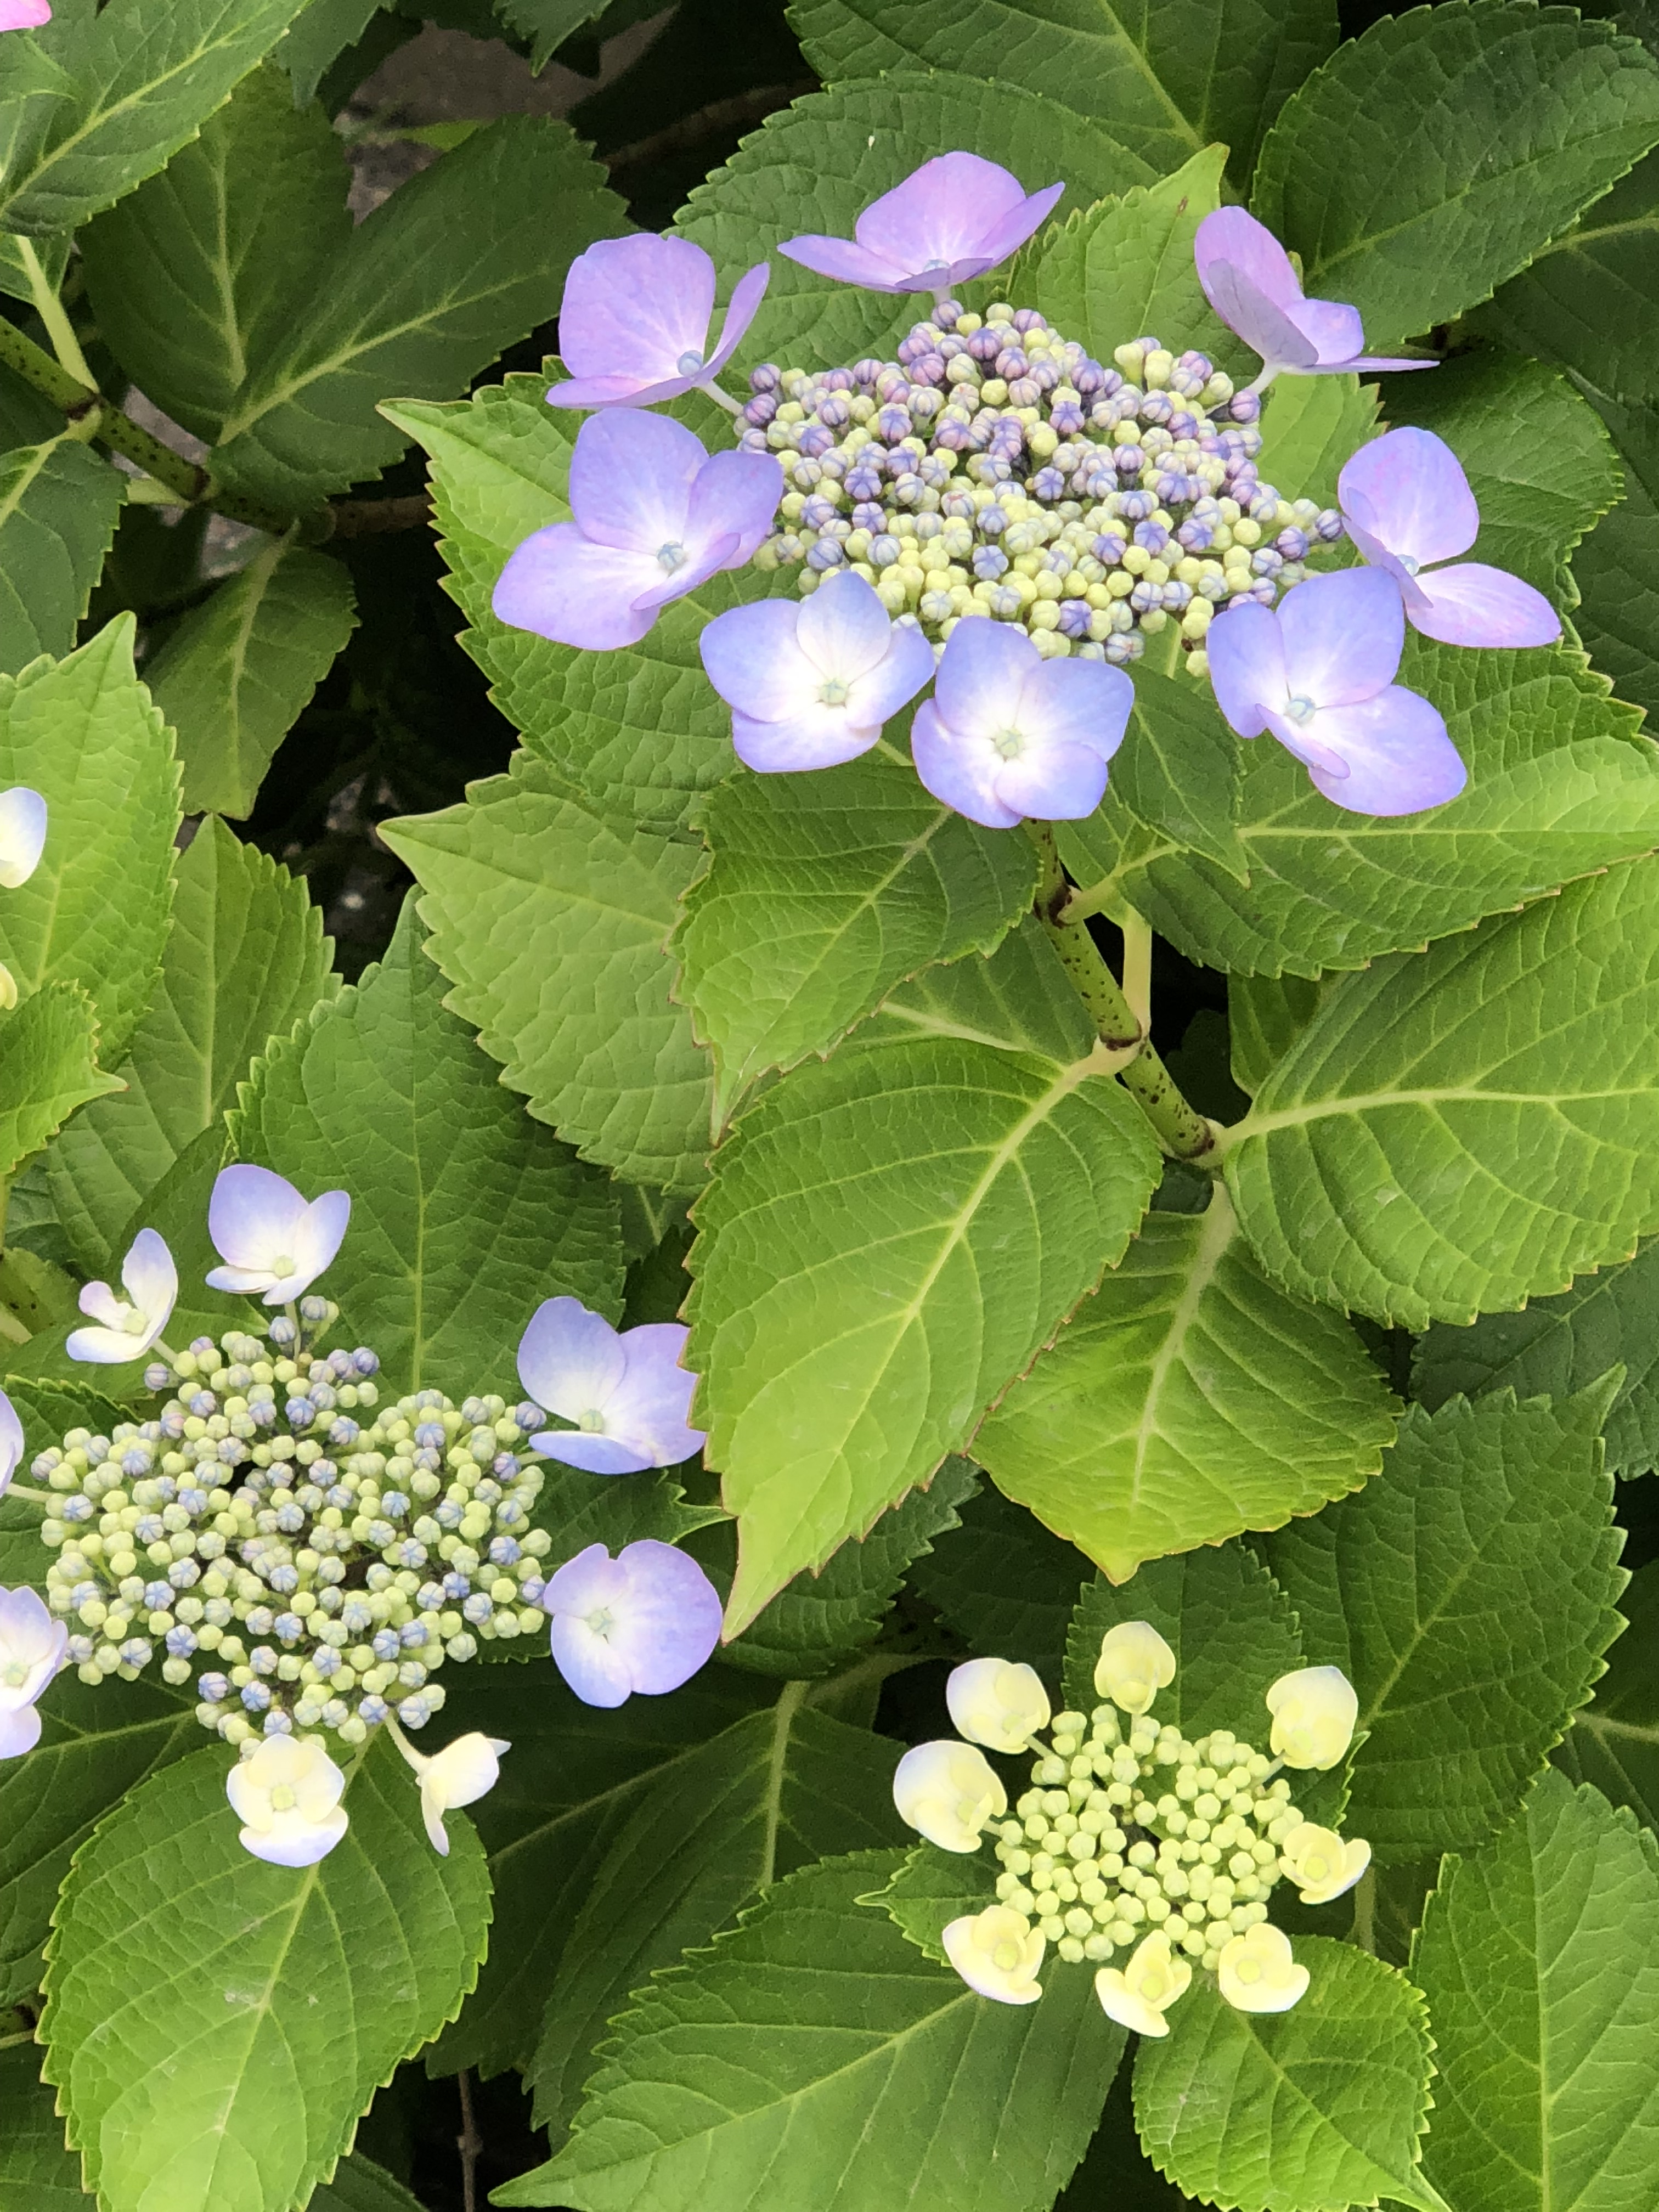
[896,1625,1368,2029]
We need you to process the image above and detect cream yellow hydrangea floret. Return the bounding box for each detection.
[942,1905,1045,2005]
[893,1738,1007,1852]
[1279,1820,1371,1905]
[1216,1921,1310,2013]
[1094,1620,1176,1716]
[1265,1664,1359,1770]
[1094,1930,1192,2037]
[947,1656,1051,1752]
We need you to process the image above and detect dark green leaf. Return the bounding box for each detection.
[1554,1558,1659,1834]
[0,440,124,678]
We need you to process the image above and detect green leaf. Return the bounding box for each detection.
[78,64,352,443]
[674,755,1040,1122]
[717,1455,979,1678]
[384,379,777,838]
[790,0,1338,190]
[278,0,386,109]
[0,2041,86,2208]
[1011,147,1244,376]
[41,1735,491,2212]
[1109,662,1246,882]
[0,617,179,1064]
[867,1838,994,1965]
[864,913,1103,1064]
[499,1849,1123,2212]
[1251,3,1659,351]
[1258,371,1379,513]
[1222,862,1659,1327]
[1415,1237,1659,1480]
[46,816,337,1276]
[687,1020,1161,1634]
[0,0,313,237]
[1553,1558,1659,1835]
[140,544,357,819]
[311,2154,428,2212]
[0,439,125,678]
[1260,1389,1626,1862]
[1062,1543,1303,1742]
[1572,388,1659,723]
[1227,973,1321,1098]
[1066,637,1659,983]
[676,73,1155,375]
[0,1673,199,2008]
[230,896,622,1398]
[381,757,716,1194]
[909,1472,1090,1672]
[212,117,626,509]
[496,0,610,69]
[978,1189,1397,1583]
[1412,1771,1659,2212]
[1480,145,1659,410]
[1132,1937,1442,2212]
[427,1660,775,2079]
[0,986,122,1182]
[527,1690,909,2135]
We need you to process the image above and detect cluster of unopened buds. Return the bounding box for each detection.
[894,1624,1369,2030]
[0,1161,726,1869]
[496,152,1562,822]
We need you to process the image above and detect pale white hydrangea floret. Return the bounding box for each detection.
[206,1163,351,1305]
[892,1738,1006,1852]
[1094,1930,1192,2037]
[0,787,46,888]
[1265,1664,1358,1770]
[942,1905,1045,2005]
[0,1389,22,1500]
[1216,1921,1310,2013]
[409,1731,511,1856]
[1094,1620,1176,1716]
[0,1585,67,1757]
[66,1228,177,1364]
[946,1656,1050,1753]
[227,1734,349,1867]
[1279,1821,1371,1905]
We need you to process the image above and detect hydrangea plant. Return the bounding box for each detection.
[0,1,1655,2208]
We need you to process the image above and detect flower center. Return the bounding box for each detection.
[269,1783,297,1813]
[676,348,705,376]
[994,727,1025,760]
[656,540,687,574]
[577,1408,607,1432]
[1304,1849,1335,1883]
[1399,554,1419,576]
[1236,1957,1262,1985]
[585,1606,615,1640]
[269,1253,296,1279]
[817,677,851,707]
[1284,695,1316,725]
[991,1938,1022,1972]
[0,1662,26,1689]
[120,1305,145,1335]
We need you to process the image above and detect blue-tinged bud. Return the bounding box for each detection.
[199,1672,229,1701]
[240,1680,271,1712]
[268,1317,296,1347]
[359,1695,388,1727]
[352,1350,378,1378]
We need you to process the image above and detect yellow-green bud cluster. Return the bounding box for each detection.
[35,1324,553,1750]
[990,1705,1310,1970]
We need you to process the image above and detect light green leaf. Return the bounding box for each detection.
[0,617,179,1064]
[528,1690,908,2135]
[230,896,623,1398]
[1110,661,1246,881]
[212,117,626,509]
[0,439,125,678]
[0,986,122,1182]
[47,816,337,1275]
[867,1838,994,1965]
[676,73,1154,375]
[41,1736,491,2212]
[1227,973,1321,1098]
[381,757,716,1194]
[427,1660,774,2080]
[909,1472,1090,1672]
[791,0,1338,189]
[1573,387,1659,724]
[0,1673,199,2008]
[1221,862,1659,1327]
[0,2041,85,2208]
[1068,638,1659,982]
[687,1022,1161,1634]
[863,915,1101,1064]
[78,64,352,443]
[141,544,357,819]
[674,755,1040,1122]
[1415,1237,1659,1480]
[500,1849,1123,2212]
[1062,1543,1303,1742]
[1413,1771,1659,2212]
[1011,146,1243,375]
[1554,1559,1659,1833]
[1132,1937,1442,2212]
[384,380,778,838]
[1259,371,1379,512]
[978,1188,1397,1583]
[0,0,313,236]
[1261,1389,1626,1861]
[1252,3,1659,351]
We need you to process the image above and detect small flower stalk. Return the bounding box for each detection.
[894,1629,1366,2025]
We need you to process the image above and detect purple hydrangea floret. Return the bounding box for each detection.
[1338,426,1561,650]
[1195,209,1434,383]
[546,234,770,410]
[517,1295,705,1475]
[543,1539,723,1708]
[1206,567,1465,815]
[493,411,782,651]
[699,569,936,770]
[911,618,1133,828]
[781,152,1063,298]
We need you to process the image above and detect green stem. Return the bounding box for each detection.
[1349,1864,1376,1954]
[1026,823,1216,1163]
[18,238,94,387]
[0,313,292,535]
[1120,905,1153,1037]
[5,1484,54,1507]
